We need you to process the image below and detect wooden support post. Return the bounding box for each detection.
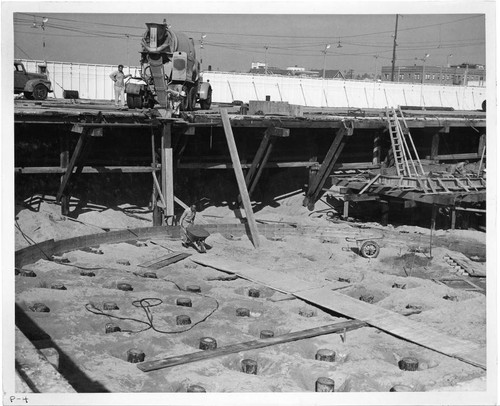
[477,133,486,156]
[343,201,349,219]
[308,163,320,189]
[430,132,440,159]
[451,207,457,230]
[59,136,70,216]
[161,122,174,223]
[380,200,389,226]
[220,109,260,248]
[372,131,381,165]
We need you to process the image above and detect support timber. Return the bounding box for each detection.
[303,120,354,210]
[221,109,260,248]
[239,126,289,202]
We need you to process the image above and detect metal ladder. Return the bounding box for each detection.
[385,107,425,177]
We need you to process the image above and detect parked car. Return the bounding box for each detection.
[14,61,52,100]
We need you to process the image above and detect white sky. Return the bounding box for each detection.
[13,12,485,74]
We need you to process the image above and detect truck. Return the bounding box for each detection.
[14,61,52,100]
[125,21,212,114]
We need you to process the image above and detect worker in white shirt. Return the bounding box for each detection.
[109,64,131,107]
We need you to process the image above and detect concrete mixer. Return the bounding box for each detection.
[125,20,212,115]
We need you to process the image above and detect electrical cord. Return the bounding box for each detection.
[85,278,220,334]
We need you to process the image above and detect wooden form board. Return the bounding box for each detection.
[138,319,366,372]
[138,252,191,270]
[191,255,486,370]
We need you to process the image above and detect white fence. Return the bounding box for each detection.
[19,59,486,110]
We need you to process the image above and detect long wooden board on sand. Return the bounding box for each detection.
[190,254,486,370]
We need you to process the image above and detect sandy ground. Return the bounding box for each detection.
[14,195,487,393]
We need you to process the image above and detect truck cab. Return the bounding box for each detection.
[14,61,52,100]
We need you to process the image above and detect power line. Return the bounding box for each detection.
[15,13,483,41]
[15,43,32,59]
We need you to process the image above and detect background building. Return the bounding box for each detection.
[381,63,486,86]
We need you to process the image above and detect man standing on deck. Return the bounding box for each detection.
[109,64,131,107]
[180,205,197,247]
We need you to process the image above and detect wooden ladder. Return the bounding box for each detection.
[385,107,425,178]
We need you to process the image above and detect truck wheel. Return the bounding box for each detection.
[32,84,48,100]
[360,240,380,259]
[23,91,34,100]
[200,90,212,110]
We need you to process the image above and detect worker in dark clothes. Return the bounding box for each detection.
[180,205,197,247]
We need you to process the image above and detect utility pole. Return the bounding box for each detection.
[391,14,399,82]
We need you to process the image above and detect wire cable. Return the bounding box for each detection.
[85,278,220,334]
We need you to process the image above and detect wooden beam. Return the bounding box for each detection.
[358,173,381,195]
[244,131,272,192]
[220,109,260,248]
[248,138,275,198]
[304,124,351,208]
[16,166,160,174]
[434,153,481,161]
[55,128,90,202]
[161,123,174,218]
[137,320,366,372]
[344,194,380,202]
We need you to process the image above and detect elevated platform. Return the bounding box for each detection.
[14,99,486,131]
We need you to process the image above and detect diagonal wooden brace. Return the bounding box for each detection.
[56,127,90,203]
[303,121,353,209]
[238,126,289,202]
[56,122,102,203]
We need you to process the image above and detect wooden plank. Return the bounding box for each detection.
[296,288,485,369]
[434,153,481,161]
[15,326,77,392]
[138,252,190,269]
[137,319,366,372]
[220,109,260,248]
[358,174,381,195]
[191,255,486,369]
[16,166,160,174]
[177,161,318,169]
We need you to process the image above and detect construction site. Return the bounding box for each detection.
[8,13,494,405]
